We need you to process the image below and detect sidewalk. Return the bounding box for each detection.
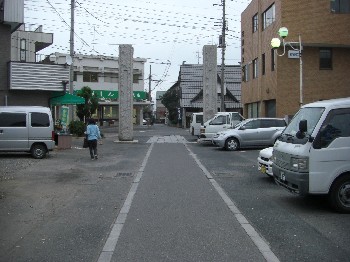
[98,139,278,262]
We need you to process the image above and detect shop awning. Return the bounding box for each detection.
[50,93,85,106]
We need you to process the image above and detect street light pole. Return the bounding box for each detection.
[298,35,303,106]
[271,28,303,106]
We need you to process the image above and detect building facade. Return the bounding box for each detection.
[53,53,149,125]
[241,0,350,118]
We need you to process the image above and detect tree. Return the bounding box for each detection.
[161,87,179,124]
[76,86,99,122]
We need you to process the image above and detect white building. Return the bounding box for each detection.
[52,53,150,125]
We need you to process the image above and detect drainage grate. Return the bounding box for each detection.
[115,172,133,177]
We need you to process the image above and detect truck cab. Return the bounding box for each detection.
[272,97,350,213]
[199,112,244,142]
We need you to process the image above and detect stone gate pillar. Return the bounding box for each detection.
[203,45,218,122]
[118,45,134,141]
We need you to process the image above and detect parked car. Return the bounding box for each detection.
[212,118,286,151]
[0,106,55,159]
[258,147,273,177]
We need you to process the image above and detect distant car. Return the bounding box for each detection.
[212,118,286,151]
[258,147,273,177]
[143,119,147,125]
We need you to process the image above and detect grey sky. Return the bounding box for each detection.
[24,0,250,96]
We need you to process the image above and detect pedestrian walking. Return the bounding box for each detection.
[86,119,101,160]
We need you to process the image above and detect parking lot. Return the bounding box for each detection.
[1,124,349,262]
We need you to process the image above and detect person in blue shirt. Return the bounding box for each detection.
[86,119,101,160]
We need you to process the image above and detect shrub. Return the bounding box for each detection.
[69,120,86,136]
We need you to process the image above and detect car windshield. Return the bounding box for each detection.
[283,107,325,137]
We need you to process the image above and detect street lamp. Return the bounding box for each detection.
[271,27,303,106]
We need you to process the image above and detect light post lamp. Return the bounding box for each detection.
[271,27,303,106]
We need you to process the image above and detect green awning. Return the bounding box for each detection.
[50,93,85,106]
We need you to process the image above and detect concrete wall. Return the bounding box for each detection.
[0,24,12,106]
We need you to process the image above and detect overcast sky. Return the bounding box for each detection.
[24,0,251,97]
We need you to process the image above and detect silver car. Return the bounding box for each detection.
[212,118,286,151]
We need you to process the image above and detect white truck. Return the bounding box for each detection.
[272,97,350,213]
[189,112,203,136]
[199,112,244,142]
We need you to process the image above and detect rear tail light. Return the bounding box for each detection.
[51,131,55,141]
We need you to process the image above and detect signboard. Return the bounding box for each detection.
[75,90,146,100]
[288,50,300,59]
[60,106,69,127]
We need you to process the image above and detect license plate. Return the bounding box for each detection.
[259,164,266,174]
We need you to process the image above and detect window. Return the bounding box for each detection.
[83,72,98,82]
[211,115,227,125]
[243,65,249,82]
[244,119,260,129]
[271,49,275,71]
[331,0,350,13]
[104,73,118,83]
[252,13,258,33]
[262,53,266,75]
[133,74,140,83]
[316,109,350,148]
[320,48,332,69]
[0,113,26,127]
[262,4,275,30]
[31,113,50,127]
[253,58,258,79]
[73,72,78,81]
[20,39,26,62]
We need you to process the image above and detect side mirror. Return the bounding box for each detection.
[296,119,307,139]
[299,119,307,133]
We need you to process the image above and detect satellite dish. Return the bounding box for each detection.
[66,55,73,65]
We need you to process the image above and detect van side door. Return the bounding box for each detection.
[0,112,29,150]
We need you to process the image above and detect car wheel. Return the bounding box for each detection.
[225,137,239,151]
[329,174,350,213]
[31,144,47,159]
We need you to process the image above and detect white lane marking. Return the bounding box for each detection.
[97,143,154,262]
[184,143,280,262]
[146,135,189,143]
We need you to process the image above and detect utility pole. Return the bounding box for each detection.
[148,65,152,102]
[220,0,226,112]
[69,0,75,122]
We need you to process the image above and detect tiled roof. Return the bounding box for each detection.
[179,64,242,109]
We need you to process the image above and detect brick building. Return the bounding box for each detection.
[241,0,350,118]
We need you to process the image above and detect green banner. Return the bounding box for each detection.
[75,90,146,100]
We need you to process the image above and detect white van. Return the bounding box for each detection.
[0,106,55,159]
[189,113,203,136]
[273,97,350,213]
[199,112,244,142]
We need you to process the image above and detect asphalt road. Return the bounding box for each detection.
[0,124,349,262]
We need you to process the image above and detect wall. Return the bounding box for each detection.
[0,24,11,106]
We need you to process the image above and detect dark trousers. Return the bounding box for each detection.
[88,139,98,159]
